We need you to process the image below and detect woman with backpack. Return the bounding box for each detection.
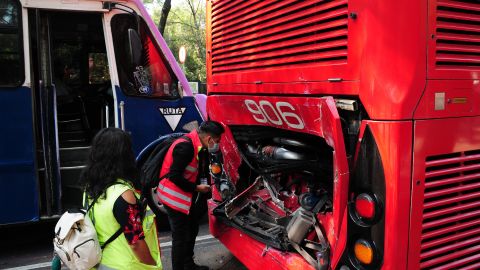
[81,128,162,269]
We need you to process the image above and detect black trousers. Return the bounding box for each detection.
[164,194,207,270]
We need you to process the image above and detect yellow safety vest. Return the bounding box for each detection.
[86,179,162,270]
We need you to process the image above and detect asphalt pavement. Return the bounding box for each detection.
[0,216,246,270]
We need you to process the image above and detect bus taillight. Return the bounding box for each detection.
[354,193,376,221]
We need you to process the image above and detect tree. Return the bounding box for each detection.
[158,0,171,35]
[143,0,206,82]
[164,0,206,81]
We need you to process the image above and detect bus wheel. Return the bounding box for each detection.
[145,186,170,230]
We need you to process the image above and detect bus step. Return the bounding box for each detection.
[59,140,90,148]
[59,130,89,141]
[57,112,83,122]
[60,146,90,165]
[58,118,83,132]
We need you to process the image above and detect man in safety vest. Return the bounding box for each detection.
[157,121,225,270]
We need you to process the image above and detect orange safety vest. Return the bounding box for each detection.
[156,130,203,214]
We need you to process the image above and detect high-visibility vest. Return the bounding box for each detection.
[86,179,162,270]
[157,130,203,214]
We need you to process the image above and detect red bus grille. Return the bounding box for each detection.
[435,0,480,69]
[210,0,349,75]
[420,150,480,269]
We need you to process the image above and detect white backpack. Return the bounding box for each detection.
[53,197,122,270]
[53,209,102,270]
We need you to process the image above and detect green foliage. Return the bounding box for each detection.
[143,0,206,82]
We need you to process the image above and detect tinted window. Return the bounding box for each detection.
[89,52,110,84]
[0,0,23,86]
[111,14,179,98]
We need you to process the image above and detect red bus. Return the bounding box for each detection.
[205,1,480,269]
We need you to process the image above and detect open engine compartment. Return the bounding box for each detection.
[213,126,336,268]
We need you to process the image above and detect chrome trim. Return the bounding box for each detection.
[105,104,109,128]
[119,101,125,130]
[59,165,87,170]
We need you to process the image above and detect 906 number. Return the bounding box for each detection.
[244,99,305,130]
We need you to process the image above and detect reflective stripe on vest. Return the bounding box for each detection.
[157,191,190,212]
[185,165,197,173]
[158,182,192,204]
[157,131,202,214]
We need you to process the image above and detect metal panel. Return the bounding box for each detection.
[0,87,38,224]
[361,121,413,270]
[209,0,350,82]
[207,0,430,121]
[413,79,480,119]
[419,150,480,269]
[428,0,480,79]
[115,88,203,154]
[409,117,480,269]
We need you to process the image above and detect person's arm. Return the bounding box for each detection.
[113,190,156,265]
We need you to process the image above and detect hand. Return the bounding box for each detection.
[196,184,211,193]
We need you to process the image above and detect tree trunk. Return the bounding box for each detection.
[158,0,171,35]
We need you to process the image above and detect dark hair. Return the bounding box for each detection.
[81,128,138,200]
[198,120,225,138]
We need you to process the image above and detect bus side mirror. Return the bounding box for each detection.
[127,28,142,68]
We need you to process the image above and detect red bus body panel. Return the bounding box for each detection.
[208,200,315,270]
[408,116,480,270]
[207,0,431,120]
[206,0,480,269]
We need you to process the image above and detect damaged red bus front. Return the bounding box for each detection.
[205,1,480,269]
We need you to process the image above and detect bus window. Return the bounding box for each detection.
[111,14,179,98]
[0,0,23,86]
[88,52,110,84]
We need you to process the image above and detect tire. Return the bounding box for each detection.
[143,185,170,230]
[145,186,167,215]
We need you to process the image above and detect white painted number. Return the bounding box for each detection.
[259,100,283,125]
[244,100,305,130]
[244,99,268,123]
[276,102,305,129]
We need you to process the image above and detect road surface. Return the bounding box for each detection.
[0,217,246,270]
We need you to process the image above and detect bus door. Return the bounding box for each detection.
[0,0,39,224]
[28,8,116,213]
[107,12,203,154]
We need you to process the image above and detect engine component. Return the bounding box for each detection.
[261,146,308,160]
[286,208,315,244]
[263,176,285,210]
[225,177,262,218]
[300,192,322,211]
[273,137,309,148]
[218,179,232,200]
[289,217,330,270]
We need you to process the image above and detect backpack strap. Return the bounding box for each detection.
[85,195,99,213]
[101,227,123,249]
[140,135,193,206]
[84,181,132,249]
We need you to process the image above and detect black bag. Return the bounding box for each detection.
[138,133,192,216]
